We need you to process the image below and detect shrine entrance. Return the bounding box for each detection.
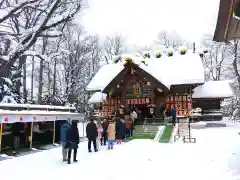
[101,61,170,120]
[128,104,150,123]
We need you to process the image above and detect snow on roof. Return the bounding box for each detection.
[192,81,234,98]
[86,63,124,91]
[0,103,76,110]
[86,52,205,91]
[145,53,205,86]
[88,92,107,104]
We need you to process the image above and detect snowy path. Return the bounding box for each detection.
[1,126,240,180]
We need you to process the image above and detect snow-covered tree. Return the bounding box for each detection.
[200,35,233,81]
[103,35,125,64]
[0,0,83,103]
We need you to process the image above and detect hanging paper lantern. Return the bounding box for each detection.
[145,98,149,103]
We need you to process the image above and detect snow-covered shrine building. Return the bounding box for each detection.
[86,48,234,123]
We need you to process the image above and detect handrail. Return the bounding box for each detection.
[153,126,165,142]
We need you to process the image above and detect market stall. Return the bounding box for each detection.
[0,105,84,152]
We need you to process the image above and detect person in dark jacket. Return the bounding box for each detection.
[115,118,125,144]
[101,119,109,146]
[60,120,71,161]
[66,121,79,164]
[86,119,98,152]
[170,106,177,126]
[12,122,22,154]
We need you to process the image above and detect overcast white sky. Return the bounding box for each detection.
[77,0,220,46]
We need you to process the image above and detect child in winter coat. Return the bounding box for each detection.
[96,121,103,150]
[107,120,116,149]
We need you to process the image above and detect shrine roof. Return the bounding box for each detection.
[88,92,107,104]
[192,80,234,98]
[86,52,205,92]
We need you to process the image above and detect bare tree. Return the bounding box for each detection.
[156,31,189,49]
[201,35,233,81]
[103,35,125,63]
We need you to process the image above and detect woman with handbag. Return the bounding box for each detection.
[66,121,80,164]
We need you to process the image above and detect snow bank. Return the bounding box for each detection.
[88,92,107,104]
[192,80,234,98]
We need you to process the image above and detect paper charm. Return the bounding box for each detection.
[33,116,36,121]
[20,116,23,121]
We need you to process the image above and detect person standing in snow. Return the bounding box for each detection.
[116,118,125,144]
[130,109,138,124]
[86,119,98,152]
[100,119,109,146]
[170,106,177,126]
[130,109,137,136]
[124,114,132,138]
[107,120,116,149]
[66,121,79,164]
[96,121,103,150]
[60,120,71,161]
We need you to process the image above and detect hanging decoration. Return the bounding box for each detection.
[165,93,192,116]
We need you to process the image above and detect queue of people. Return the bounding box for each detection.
[59,108,137,164]
[86,117,134,151]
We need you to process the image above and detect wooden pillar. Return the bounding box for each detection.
[52,120,56,144]
[29,122,33,149]
[0,123,3,152]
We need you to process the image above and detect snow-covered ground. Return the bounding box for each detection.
[1,120,240,180]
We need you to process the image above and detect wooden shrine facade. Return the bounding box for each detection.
[99,62,197,118]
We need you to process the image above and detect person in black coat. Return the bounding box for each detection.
[66,121,79,164]
[86,119,98,152]
[101,119,109,146]
[115,118,125,144]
